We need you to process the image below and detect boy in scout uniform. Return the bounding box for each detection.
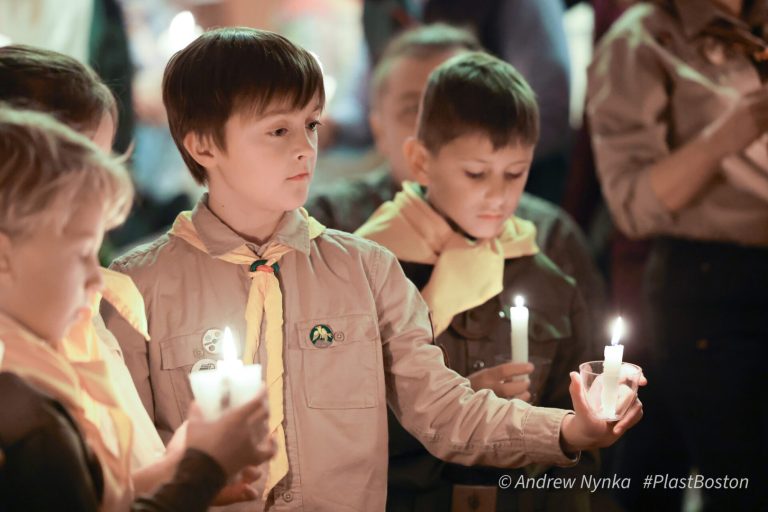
[104,28,644,511]
[356,50,598,512]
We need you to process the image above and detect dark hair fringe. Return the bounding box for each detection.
[163,27,326,184]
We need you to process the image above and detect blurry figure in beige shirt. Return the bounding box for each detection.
[105,28,645,511]
[588,1,768,510]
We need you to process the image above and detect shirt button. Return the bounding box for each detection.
[282,492,293,503]
[695,338,709,350]
[472,360,485,371]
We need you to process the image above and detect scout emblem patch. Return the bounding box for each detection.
[310,324,334,348]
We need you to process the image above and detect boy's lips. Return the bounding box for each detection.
[477,213,504,220]
[287,172,310,181]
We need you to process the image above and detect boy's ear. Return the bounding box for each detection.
[0,232,13,286]
[182,132,218,169]
[403,136,430,186]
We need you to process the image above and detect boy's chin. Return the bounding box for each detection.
[460,221,506,240]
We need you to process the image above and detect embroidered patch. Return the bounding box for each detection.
[191,358,217,373]
[202,329,224,354]
[309,324,334,348]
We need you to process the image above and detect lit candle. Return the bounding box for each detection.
[510,295,529,365]
[601,317,624,419]
[189,327,262,420]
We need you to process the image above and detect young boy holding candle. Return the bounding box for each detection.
[104,27,644,511]
[0,44,271,505]
[0,107,275,511]
[355,51,597,512]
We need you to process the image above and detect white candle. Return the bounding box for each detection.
[510,295,529,364]
[189,327,262,420]
[601,317,624,419]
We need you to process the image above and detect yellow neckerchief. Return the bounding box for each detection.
[63,268,150,363]
[0,310,134,511]
[356,181,539,336]
[169,208,326,499]
[63,268,165,471]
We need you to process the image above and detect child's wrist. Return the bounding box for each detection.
[559,413,579,455]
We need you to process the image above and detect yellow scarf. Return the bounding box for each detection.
[356,181,539,336]
[170,208,325,499]
[0,306,135,511]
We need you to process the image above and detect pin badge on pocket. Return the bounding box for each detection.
[202,329,224,354]
[310,324,334,348]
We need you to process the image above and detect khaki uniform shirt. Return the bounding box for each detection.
[587,0,768,245]
[104,197,577,512]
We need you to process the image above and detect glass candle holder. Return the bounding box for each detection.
[579,361,642,421]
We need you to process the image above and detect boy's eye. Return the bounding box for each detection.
[270,128,288,137]
[464,170,485,180]
[307,120,322,131]
[504,170,527,180]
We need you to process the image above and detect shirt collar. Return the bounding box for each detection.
[190,193,311,258]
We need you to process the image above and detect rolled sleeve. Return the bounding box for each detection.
[371,246,577,468]
[522,408,578,466]
[587,26,675,238]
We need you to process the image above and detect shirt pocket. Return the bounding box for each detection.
[295,313,380,409]
[160,330,220,417]
[528,312,572,405]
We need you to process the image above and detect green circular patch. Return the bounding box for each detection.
[310,324,334,347]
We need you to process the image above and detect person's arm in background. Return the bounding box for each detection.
[587,21,768,238]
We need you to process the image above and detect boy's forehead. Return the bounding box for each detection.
[236,95,323,121]
[433,133,535,158]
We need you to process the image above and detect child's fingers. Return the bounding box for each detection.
[496,379,529,399]
[613,398,643,435]
[187,401,203,421]
[568,372,589,418]
[488,362,532,381]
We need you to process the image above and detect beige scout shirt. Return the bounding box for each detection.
[587,0,768,246]
[104,196,576,511]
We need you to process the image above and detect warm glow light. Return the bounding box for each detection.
[222,327,237,361]
[610,317,624,346]
[514,295,525,308]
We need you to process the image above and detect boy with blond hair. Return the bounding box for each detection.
[105,28,643,511]
[0,107,273,511]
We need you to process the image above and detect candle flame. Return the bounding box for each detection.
[514,295,525,308]
[222,327,238,361]
[610,317,624,346]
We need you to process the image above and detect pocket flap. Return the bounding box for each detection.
[160,331,213,369]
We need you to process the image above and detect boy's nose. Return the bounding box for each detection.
[87,265,105,293]
[295,132,316,161]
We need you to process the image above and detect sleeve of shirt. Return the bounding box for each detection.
[586,24,676,238]
[130,449,226,512]
[102,260,157,431]
[370,246,578,468]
